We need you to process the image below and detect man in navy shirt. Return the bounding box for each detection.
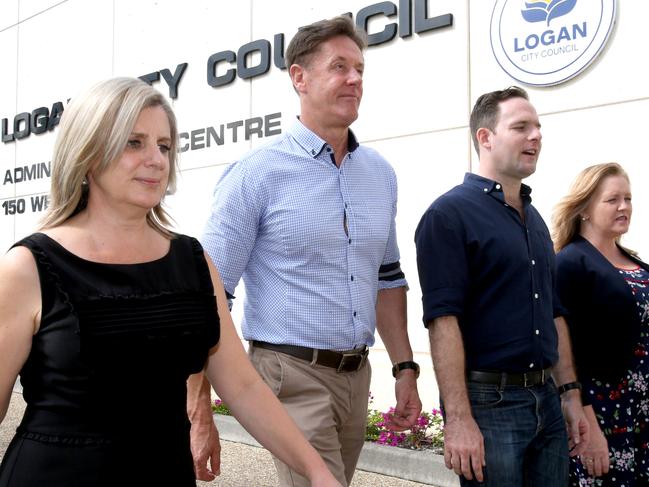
[415,87,588,486]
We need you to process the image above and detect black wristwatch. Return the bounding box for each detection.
[557,381,582,395]
[392,361,420,379]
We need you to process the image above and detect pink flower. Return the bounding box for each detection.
[417,415,430,427]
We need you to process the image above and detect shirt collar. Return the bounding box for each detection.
[463,172,533,204]
[288,118,359,159]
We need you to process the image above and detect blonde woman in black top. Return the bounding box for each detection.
[0,77,340,487]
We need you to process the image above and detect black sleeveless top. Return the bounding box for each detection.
[1,233,220,486]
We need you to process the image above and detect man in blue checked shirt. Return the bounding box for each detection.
[187,15,421,487]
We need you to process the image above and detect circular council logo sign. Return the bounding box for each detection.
[490,0,617,86]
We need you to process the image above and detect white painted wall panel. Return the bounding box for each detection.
[16,0,113,107]
[0,26,17,249]
[0,27,17,203]
[359,0,468,141]
[0,0,18,31]
[365,129,469,360]
[18,0,65,22]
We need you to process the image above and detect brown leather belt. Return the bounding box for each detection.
[251,340,368,373]
[467,367,552,388]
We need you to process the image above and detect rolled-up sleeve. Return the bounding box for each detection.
[378,165,407,290]
[414,204,468,326]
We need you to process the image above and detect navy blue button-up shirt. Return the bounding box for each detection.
[414,173,562,373]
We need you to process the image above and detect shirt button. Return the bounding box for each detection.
[311,149,316,155]
[504,203,509,207]
[531,260,536,265]
[534,293,539,299]
[353,311,357,317]
[529,363,535,368]
[348,239,352,244]
[535,329,540,335]
[350,275,354,281]
[496,184,501,190]
[483,188,488,192]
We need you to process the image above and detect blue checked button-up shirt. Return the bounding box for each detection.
[201,120,407,350]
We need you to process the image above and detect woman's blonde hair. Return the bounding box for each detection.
[40,77,179,236]
[552,162,630,252]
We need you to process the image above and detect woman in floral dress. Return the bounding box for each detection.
[553,162,649,486]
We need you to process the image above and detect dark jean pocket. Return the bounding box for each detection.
[467,382,504,408]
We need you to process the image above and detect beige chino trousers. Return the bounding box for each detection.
[249,345,371,487]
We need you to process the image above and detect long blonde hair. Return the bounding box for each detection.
[552,162,630,252]
[40,77,179,236]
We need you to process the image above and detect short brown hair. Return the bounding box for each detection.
[285,15,367,68]
[469,86,529,155]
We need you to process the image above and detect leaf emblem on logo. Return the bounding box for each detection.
[521,0,577,26]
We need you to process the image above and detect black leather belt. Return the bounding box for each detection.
[251,341,368,373]
[467,367,552,388]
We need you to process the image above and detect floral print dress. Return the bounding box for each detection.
[570,267,649,486]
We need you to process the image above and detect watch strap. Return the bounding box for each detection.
[392,360,420,379]
[557,381,582,395]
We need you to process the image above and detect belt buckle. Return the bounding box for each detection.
[524,369,545,387]
[336,348,368,373]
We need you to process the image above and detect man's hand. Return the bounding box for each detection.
[187,372,221,481]
[190,419,221,481]
[561,390,590,457]
[579,405,609,477]
[387,371,422,431]
[552,318,590,456]
[443,415,485,482]
[424,316,484,481]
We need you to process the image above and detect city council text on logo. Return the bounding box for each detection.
[490,0,616,86]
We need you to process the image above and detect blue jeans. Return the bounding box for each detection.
[460,380,569,487]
